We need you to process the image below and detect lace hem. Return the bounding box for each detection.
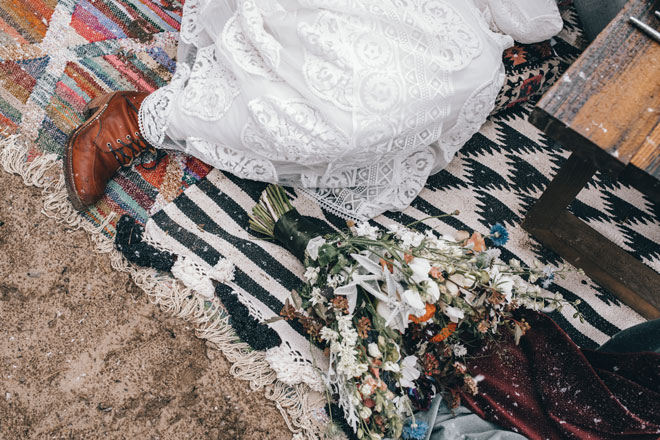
[435,63,506,167]
[139,63,191,147]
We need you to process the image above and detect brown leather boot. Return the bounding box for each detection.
[64,91,153,210]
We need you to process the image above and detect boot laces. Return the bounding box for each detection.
[103,95,156,168]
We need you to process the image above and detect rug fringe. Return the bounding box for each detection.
[0,137,330,440]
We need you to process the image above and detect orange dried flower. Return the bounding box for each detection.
[300,316,322,338]
[330,296,350,314]
[429,266,444,280]
[379,258,394,273]
[280,303,298,321]
[477,320,490,333]
[466,231,486,252]
[488,291,506,305]
[404,253,414,263]
[431,322,458,343]
[357,316,372,338]
[409,303,436,324]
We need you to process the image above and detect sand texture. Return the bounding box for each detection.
[0,170,291,439]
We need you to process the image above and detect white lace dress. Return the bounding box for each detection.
[139,0,563,220]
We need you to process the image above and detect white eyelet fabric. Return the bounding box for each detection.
[140,0,562,220]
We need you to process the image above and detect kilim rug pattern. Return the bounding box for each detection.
[0,0,212,234]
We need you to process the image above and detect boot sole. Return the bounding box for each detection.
[64,92,122,211]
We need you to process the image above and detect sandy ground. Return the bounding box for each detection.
[0,170,291,439]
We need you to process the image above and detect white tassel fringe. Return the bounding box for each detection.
[0,135,331,440]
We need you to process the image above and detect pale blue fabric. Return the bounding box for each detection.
[413,396,527,440]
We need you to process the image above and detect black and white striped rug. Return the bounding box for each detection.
[137,102,659,394]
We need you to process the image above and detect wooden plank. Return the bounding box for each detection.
[525,210,660,320]
[529,108,625,176]
[630,122,660,180]
[534,0,660,178]
[522,153,597,230]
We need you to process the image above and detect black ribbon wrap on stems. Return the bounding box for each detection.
[273,209,334,262]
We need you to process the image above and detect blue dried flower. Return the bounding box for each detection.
[489,223,509,246]
[542,265,555,289]
[402,420,429,440]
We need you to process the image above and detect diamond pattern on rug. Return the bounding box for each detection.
[1,0,214,233]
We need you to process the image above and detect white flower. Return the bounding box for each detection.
[375,300,406,332]
[446,281,459,297]
[403,289,425,311]
[336,343,363,377]
[409,258,432,284]
[448,273,476,289]
[310,287,324,306]
[423,280,440,303]
[383,361,400,373]
[393,395,413,417]
[398,356,421,388]
[489,267,514,302]
[452,343,468,357]
[444,305,465,323]
[304,266,320,284]
[336,314,354,335]
[399,230,425,248]
[328,273,346,288]
[368,343,382,359]
[360,382,375,397]
[319,327,339,343]
[482,248,501,265]
[386,224,401,235]
[359,406,372,419]
[355,222,379,240]
[462,289,477,305]
[305,237,326,261]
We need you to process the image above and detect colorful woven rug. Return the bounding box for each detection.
[2,1,659,439]
[0,0,213,231]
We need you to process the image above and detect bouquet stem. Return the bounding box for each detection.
[249,185,295,238]
[249,185,333,261]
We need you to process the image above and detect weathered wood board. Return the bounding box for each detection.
[531,0,660,185]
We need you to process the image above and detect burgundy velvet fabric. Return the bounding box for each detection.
[459,310,660,439]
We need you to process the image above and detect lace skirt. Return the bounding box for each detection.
[139,0,519,219]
